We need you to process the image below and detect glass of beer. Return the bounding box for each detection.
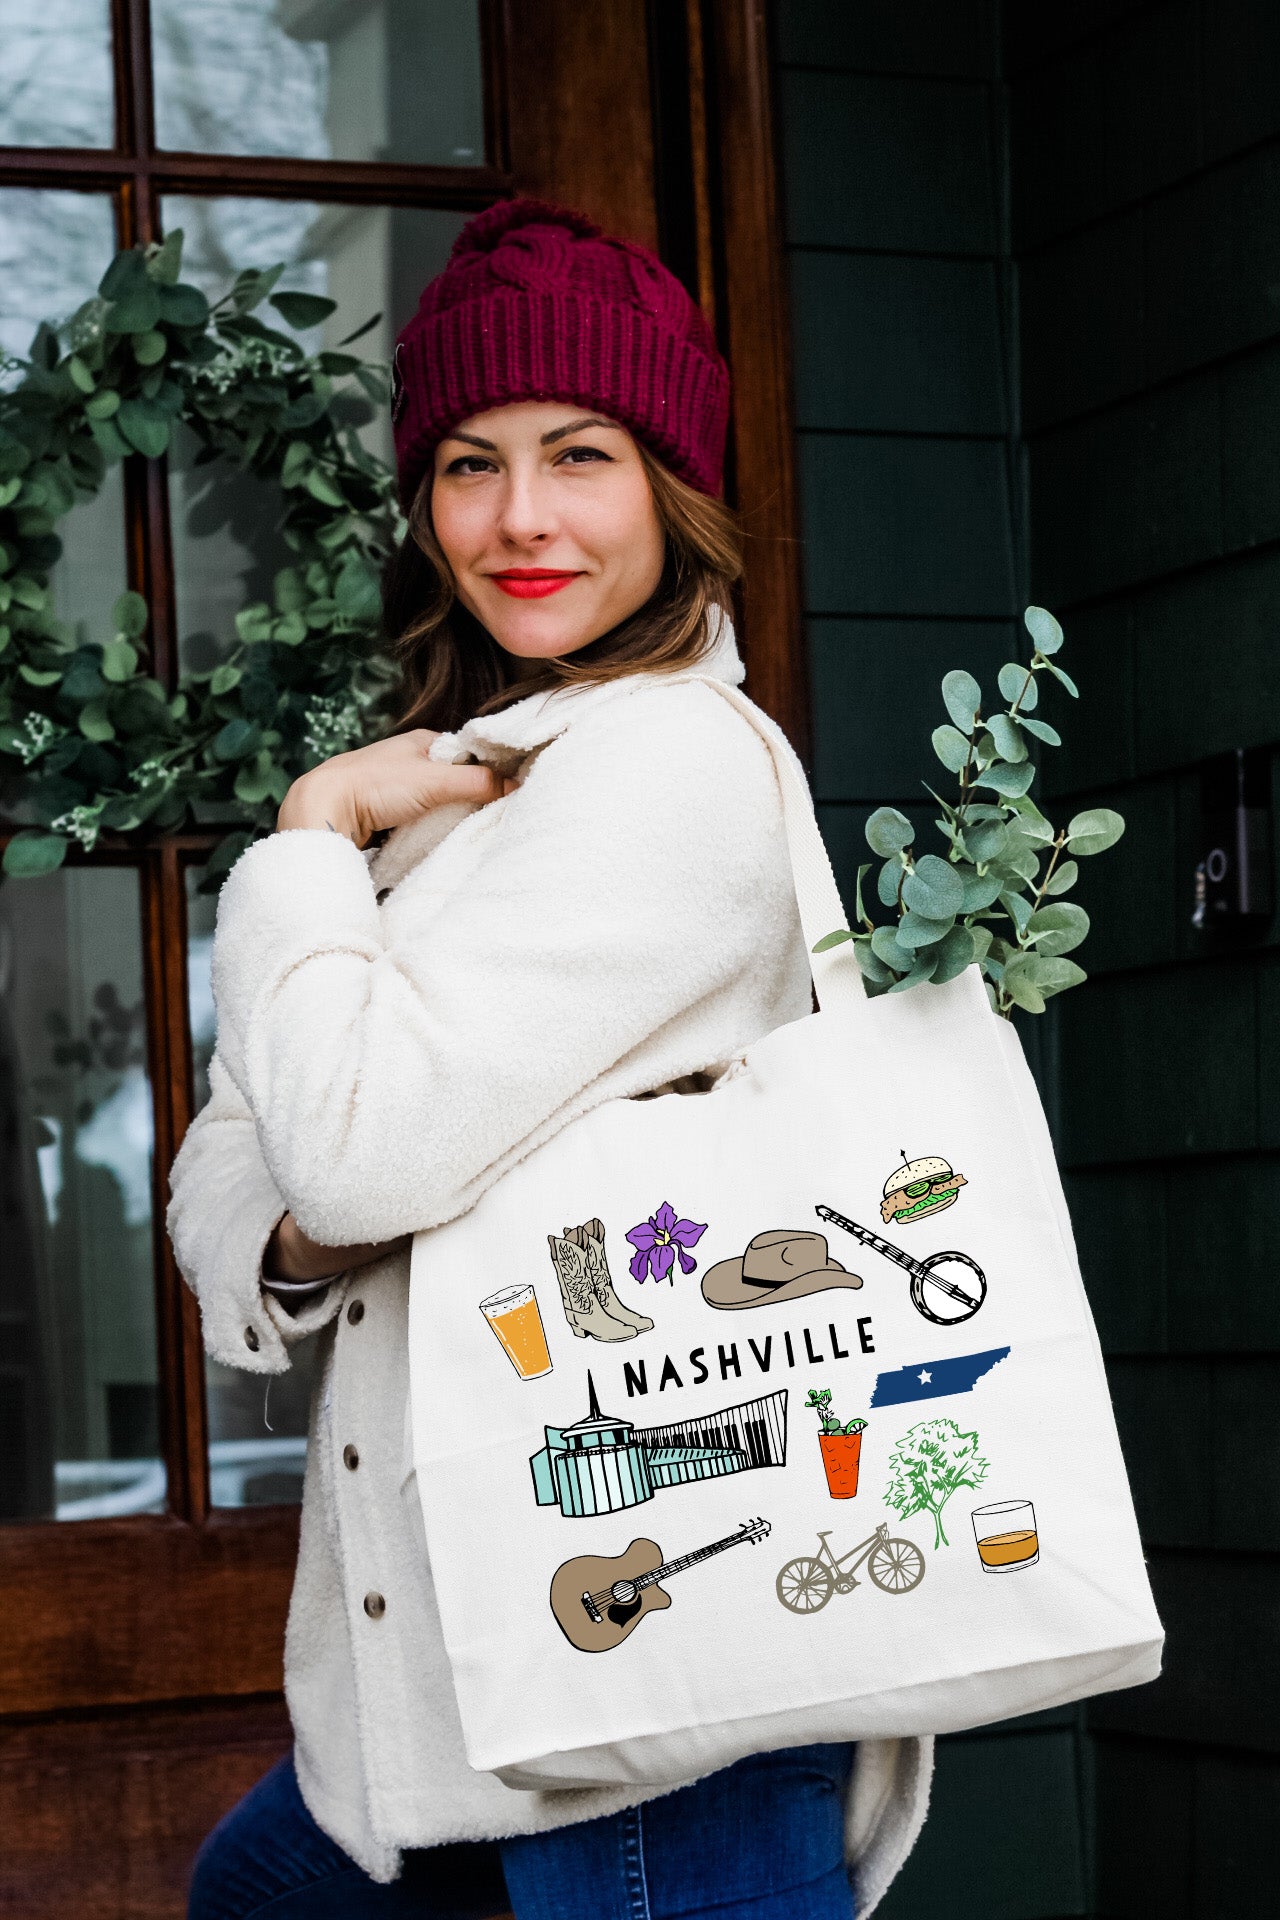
[971,1498,1039,1573]
[479,1284,553,1380]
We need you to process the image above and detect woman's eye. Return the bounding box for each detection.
[558,445,611,465]
[445,455,496,475]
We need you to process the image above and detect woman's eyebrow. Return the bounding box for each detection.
[540,416,621,444]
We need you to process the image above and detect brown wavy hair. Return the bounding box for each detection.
[381,440,744,737]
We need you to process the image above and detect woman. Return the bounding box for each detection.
[169,199,932,1920]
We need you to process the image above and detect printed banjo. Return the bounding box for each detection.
[815,1204,987,1325]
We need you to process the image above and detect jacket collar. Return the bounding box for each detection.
[367,608,745,892]
[429,602,744,765]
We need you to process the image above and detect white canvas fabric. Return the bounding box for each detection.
[411,678,1164,1792]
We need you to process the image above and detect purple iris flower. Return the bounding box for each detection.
[626,1201,708,1283]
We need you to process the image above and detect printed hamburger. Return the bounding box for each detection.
[881,1155,967,1227]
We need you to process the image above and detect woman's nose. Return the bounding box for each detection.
[495,470,557,546]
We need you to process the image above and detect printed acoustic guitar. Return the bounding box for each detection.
[551,1518,772,1653]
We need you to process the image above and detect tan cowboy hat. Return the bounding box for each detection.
[701,1229,864,1310]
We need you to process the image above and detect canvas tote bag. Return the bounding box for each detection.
[409,675,1163,1791]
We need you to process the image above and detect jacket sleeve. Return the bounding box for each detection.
[165,1047,348,1372]
[207,679,800,1247]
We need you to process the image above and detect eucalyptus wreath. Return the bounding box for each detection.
[0,229,402,887]
[814,607,1125,1017]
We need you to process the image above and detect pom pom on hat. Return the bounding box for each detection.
[392,197,730,505]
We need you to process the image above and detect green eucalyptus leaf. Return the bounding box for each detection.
[112,590,148,638]
[1043,658,1079,697]
[898,908,955,949]
[967,923,994,966]
[854,939,895,987]
[960,869,1003,911]
[68,355,96,394]
[273,566,306,613]
[3,828,68,876]
[85,388,120,419]
[213,717,261,761]
[234,749,279,804]
[1007,797,1056,842]
[337,311,384,347]
[157,282,210,327]
[88,416,129,460]
[973,759,1036,798]
[334,551,381,623]
[1024,605,1064,654]
[901,852,964,919]
[853,860,871,927]
[888,949,940,993]
[133,330,167,365]
[931,922,975,983]
[305,467,346,508]
[865,806,915,857]
[1019,715,1061,746]
[1000,888,1033,935]
[876,858,903,908]
[998,660,1035,708]
[147,230,184,285]
[985,711,1027,763]
[99,248,149,301]
[117,398,170,457]
[18,664,61,686]
[941,668,982,732]
[271,290,339,330]
[105,286,161,334]
[871,924,914,973]
[272,611,308,646]
[813,928,855,950]
[235,603,273,644]
[100,637,138,682]
[966,820,1008,864]
[78,699,116,741]
[931,723,971,773]
[1044,858,1079,895]
[209,663,243,696]
[1067,806,1125,856]
[1033,956,1087,998]
[280,440,313,489]
[1027,901,1090,956]
[1002,954,1047,1014]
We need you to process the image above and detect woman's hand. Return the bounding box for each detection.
[263,1211,412,1284]
[277,729,513,846]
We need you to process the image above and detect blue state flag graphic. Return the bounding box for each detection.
[869,1346,1011,1408]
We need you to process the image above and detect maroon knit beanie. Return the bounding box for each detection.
[391,197,730,507]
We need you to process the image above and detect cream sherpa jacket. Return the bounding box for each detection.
[165,610,932,1912]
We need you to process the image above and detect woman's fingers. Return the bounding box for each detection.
[434,762,507,805]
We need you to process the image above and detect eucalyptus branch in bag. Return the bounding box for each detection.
[814,607,1124,1019]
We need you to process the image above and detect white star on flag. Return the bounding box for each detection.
[918,1369,932,1384]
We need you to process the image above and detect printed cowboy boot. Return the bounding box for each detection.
[564,1218,655,1334]
[547,1233,638,1341]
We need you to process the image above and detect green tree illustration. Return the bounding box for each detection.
[884,1418,989,1549]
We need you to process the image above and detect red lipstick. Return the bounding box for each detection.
[488,568,583,599]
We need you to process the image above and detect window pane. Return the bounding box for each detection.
[0,191,127,828]
[152,0,484,166]
[185,862,319,1507]
[0,865,166,1521]
[162,195,465,677]
[0,188,117,373]
[0,1,114,150]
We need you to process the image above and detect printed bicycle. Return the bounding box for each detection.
[776,1522,925,1613]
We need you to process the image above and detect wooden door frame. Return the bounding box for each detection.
[0,4,802,1904]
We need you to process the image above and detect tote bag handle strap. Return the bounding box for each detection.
[687,675,867,1017]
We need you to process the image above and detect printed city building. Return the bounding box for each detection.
[529,1375,789,1518]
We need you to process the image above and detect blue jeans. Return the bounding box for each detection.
[188,1744,856,1920]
